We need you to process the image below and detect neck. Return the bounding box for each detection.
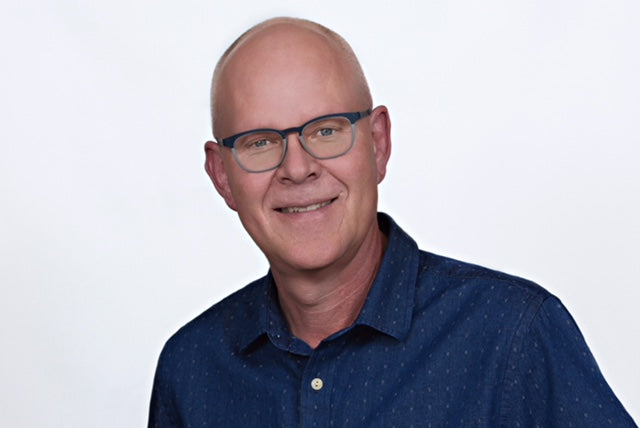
[272,226,387,349]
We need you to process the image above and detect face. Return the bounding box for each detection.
[205,25,391,277]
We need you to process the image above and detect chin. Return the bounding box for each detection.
[272,241,346,273]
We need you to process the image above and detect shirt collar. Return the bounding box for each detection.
[238,213,419,353]
[354,213,418,341]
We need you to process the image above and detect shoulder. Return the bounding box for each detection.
[157,276,267,367]
[416,251,551,308]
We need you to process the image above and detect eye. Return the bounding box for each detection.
[253,139,270,148]
[236,132,281,153]
[308,121,343,140]
[303,117,351,146]
[318,128,336,137]
[246,138,279,152]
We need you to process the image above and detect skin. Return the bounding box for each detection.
[204,19,392,348]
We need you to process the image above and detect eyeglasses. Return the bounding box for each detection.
[218,109,372,173]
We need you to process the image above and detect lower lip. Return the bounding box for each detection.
[278,197,337,214]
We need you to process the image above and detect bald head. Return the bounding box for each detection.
[210,17,372,139]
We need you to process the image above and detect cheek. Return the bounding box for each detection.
[353,149,381,204]
[330,152,379,209]
[347,144,379,185]
[227,170,271,212]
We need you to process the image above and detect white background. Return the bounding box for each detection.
[1,1,638,426]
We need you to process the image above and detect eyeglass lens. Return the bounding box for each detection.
[233,116,354,172]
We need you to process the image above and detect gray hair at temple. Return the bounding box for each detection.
[209,17,373,139]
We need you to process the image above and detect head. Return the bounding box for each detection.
[204,17,392,276]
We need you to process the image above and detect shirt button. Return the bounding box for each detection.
[311,378,324,391]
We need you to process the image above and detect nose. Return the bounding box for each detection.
[275,133,319,184]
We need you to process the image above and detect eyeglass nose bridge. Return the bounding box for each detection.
[276,125,317,167]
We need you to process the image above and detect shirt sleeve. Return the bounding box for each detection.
[148,346,182,428]
[499,295,636,427]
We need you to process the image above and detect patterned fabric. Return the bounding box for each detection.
[149,213,636,427]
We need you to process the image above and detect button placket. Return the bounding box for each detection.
[299,344,340,428]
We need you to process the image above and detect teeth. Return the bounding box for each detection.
[280,199,332,213]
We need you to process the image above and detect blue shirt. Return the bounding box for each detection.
[149,213,635,427]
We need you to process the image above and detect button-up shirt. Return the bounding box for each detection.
[149,213,635,427]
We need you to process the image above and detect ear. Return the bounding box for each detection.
[369,106,392,184]
[204,141,238,211]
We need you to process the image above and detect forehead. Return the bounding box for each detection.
[215,24,362,134]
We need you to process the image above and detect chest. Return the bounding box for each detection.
[178,328,509,427]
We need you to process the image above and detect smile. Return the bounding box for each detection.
[278,198,337,214]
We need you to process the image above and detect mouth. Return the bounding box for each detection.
[277,197,337,214]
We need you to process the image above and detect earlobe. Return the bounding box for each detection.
[204,141,238,211]
[369,106,392,184]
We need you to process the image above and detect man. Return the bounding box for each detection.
[149,17,635,426]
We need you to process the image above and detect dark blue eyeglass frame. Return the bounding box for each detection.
[218,109,372,149]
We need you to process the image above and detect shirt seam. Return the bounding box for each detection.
[496,291,549,427]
